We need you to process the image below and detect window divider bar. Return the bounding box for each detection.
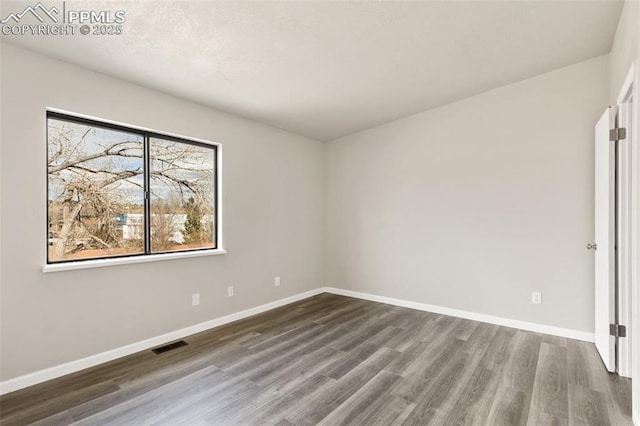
[143,135,151,254]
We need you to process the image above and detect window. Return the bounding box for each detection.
[47,112,218,264]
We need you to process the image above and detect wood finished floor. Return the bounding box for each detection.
[0,293,632,425]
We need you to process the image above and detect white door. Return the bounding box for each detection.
[594,108,616,372]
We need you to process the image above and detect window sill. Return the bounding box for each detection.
[42,248,227,273]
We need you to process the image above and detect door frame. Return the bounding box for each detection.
[616,62,637,379]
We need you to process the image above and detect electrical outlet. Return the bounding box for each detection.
[531,291,542,305]
[227,286,234,297]
[192,293,200,306]
[275,276,281,287]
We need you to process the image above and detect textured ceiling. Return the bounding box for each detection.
[1,0,624,141]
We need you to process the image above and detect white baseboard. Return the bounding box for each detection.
[0,288,325,395]
[323,287,595,343]
[0,285,595,395]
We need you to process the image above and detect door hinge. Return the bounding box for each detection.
[610,127,627,141]
[610,324,627,338]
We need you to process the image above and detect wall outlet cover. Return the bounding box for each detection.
[531,292,542,305]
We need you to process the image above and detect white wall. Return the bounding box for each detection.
[609,1,638,106]
[326,55,609,334]
[0,43,325,381]
[608,1,640,423]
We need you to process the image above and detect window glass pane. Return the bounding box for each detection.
[47,118,145,262]
[149,138,216,252]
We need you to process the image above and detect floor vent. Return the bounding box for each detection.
[152,340,188,354]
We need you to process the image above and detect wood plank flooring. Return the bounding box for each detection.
[0,293,632,425]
